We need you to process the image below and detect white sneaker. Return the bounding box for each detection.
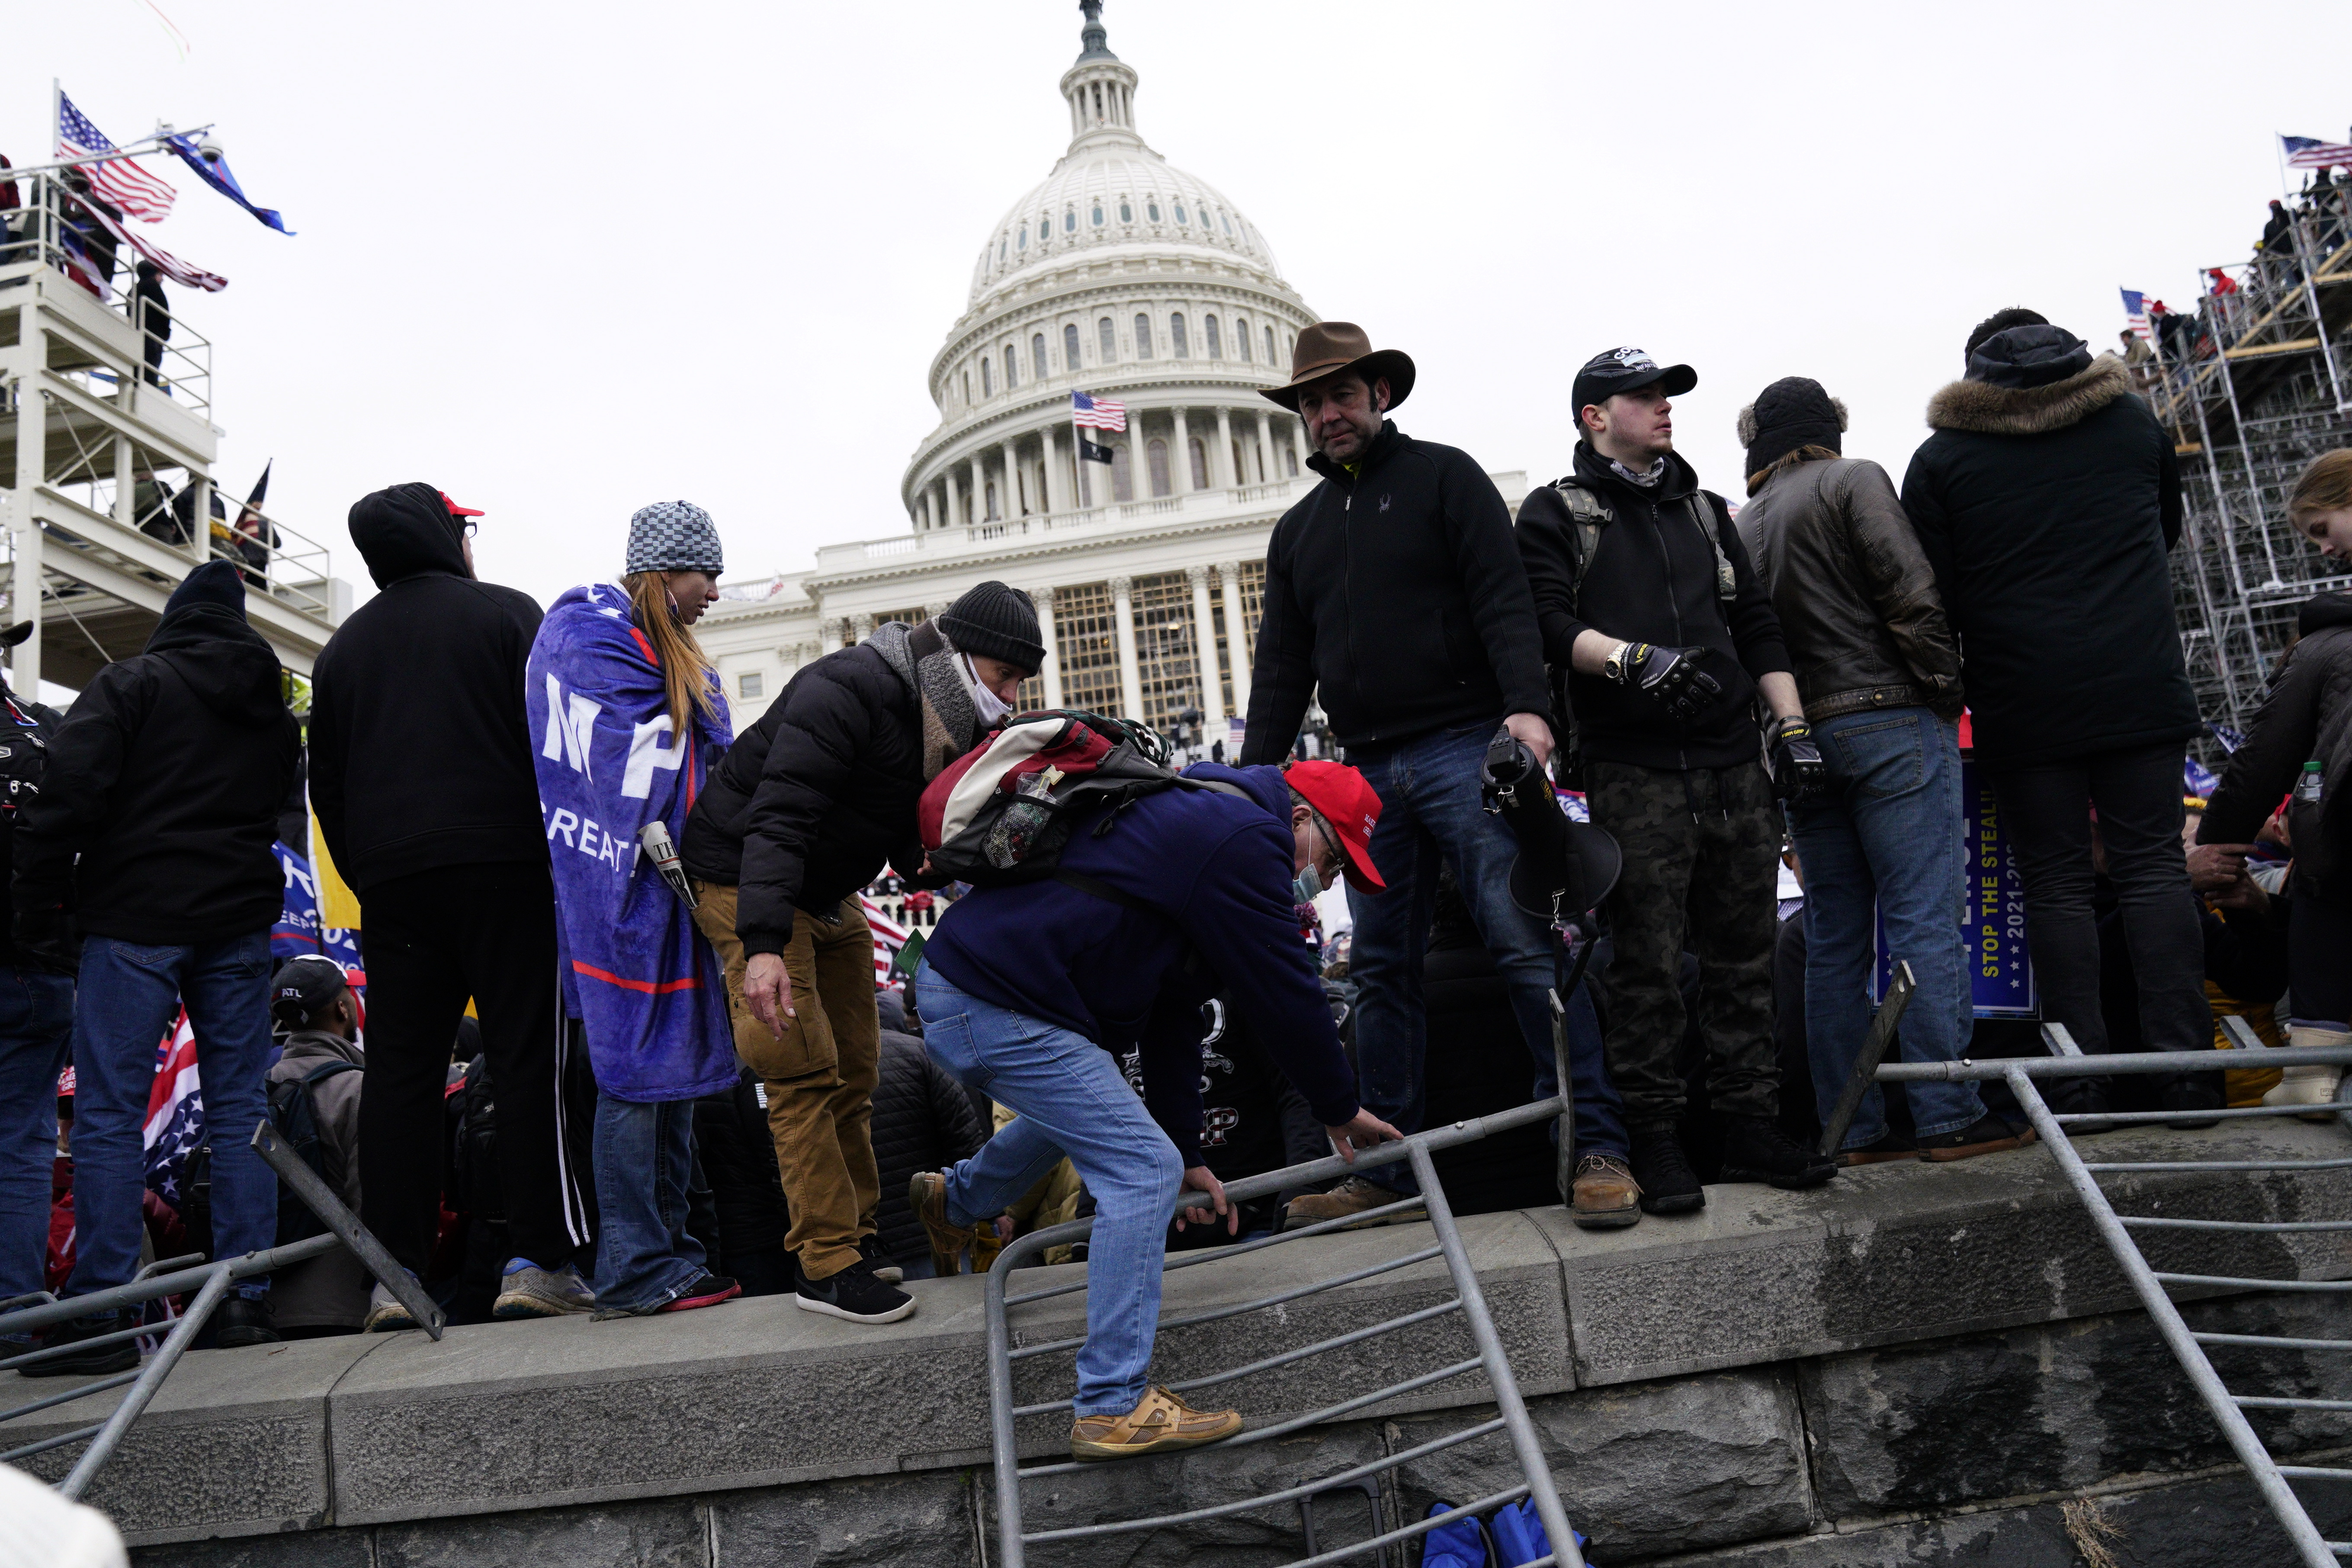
[364,1281,419,1332]
[2265,1028,2351,1121]
[494,1260,596,1319]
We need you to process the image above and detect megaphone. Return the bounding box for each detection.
[1480,727,1620,923]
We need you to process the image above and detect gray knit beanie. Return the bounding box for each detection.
[624,500,724,575]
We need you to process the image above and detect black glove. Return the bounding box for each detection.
[1617,642,1722,724]
[1768,716,1828,802]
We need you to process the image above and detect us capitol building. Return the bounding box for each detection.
[696,2,1527,745]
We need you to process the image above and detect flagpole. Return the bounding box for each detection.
[2276,132,2294,202]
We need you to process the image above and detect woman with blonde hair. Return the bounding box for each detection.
[2199,449,2352,1112]
[527,502,742,1315]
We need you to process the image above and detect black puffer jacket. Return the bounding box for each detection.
[2202,593,2352,901]
[1241,420,1550,760]
[681,639,925,957]
[1900,334,2197,768]
[16,602,298,943]
[868,1030,988,1266]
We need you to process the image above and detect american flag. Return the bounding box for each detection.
[2284,134,2352,171]
[1072,390,1127,432]
[142,1011,204,1208]
[2121,288,2151,340]
[57,92,176,222]
[861,894,912,984]
[67,183,228,293]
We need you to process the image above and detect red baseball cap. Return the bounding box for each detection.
[440,491,485,519]
[1285,760,1385,893]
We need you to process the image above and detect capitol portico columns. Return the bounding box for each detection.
[1001,437,1020,517]
[1186,565,1223,728]
[1110,575,1145,719]
[1033,584,1064,708]
[1043,425,1068,513]
[1171,408,1194,494]
[1214,407,1235,488]
[969,453,985,523]
[1218,560,1252,720]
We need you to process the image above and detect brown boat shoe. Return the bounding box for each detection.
[1070,1385,1244,1461]
[908,1169,977,1276]
[1568,1152,1643,1230]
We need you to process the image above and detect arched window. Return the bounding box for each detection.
[1264,325,1277,366]
[981,357,994,397]
[997,238,1007,263]
[1204,315,1221,359]
[1091,203,1104,227]
[1016,228,1028,252]
[1147,439,1171,498]
[985,481,999,521]
[1170,313,1189,358]
[1033,333,1049,379]
[1064,209,1076,233]
[1189,437,1208,489]
[1099,317,1116,362]
[1065,322,1082,367]
[1040,218,1051,242]
[1284,444,1300,478]
[1003,345,1017,388]
[1147,199,1162,221]
[1174,202,1188,224]
[1221,212,1234,235]
[1112,442,1134,503]
[1119,200,1132,222]
[1235,317,1251,363]
[1134,313,1153,359]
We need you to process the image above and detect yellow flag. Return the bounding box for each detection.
[308,804,363,930]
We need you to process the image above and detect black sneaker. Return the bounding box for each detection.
[1719,1115,1839,1190]
[1916,1114,2036,1163]
[1627,1124,1706,1215]
[19,1308,139,1378]
[1838,1129,1918,1166]
[795,1260,916,1325]
[213,1295,281,1349]
[2048,1080,2120,1135]
[2159,1077,2226,1131]
[856,1234,905,1286]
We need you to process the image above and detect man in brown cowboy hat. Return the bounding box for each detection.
[1242,323,1641,1231]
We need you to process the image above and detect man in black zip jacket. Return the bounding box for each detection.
[309,483,589,1326]
[14,562,299,1369]
[1239,322,1631,1232]
[1516,347,1835,1212]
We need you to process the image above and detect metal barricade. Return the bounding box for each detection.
[0,1118,442,1498]
[981,1092,1586,1568]
[1866,1026,2352,1568]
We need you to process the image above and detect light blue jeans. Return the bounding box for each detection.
[590,1091,708,1312]
[916,960,1182,1417]
[1788,708,1983,1146]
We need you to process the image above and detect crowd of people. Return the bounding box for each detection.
[1,300,2347,1469]
[2127,165,2350,380]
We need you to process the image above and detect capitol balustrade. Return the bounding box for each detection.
[809,473,1307,572]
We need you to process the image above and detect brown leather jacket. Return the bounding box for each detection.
[1735,456,1964,722]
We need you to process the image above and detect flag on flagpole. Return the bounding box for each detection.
[166,132,293,234]
[57,92,176,222]
[2121,289,2152,340]
[2283,134,2352,170]
[67,184,227,292]
[1071,389,1127,431]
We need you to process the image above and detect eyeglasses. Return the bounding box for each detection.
[1307,812,1347,882]
[460,520,480,539]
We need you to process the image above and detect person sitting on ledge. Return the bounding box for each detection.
[908,758,1400,1462]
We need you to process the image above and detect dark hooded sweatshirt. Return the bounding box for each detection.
[15,600,299,943]
[309,484,548,891]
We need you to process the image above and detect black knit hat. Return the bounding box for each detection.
[937,581,1045,672]
[1739,378,1846,482]
[162,559,247,620]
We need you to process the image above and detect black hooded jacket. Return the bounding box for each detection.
[2202,593,2352,902]
[15,603,299,943]
[309,484,548,892]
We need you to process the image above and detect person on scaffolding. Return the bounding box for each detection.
[907,757,1400,1462]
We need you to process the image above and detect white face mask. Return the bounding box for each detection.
[961,652,1012,727]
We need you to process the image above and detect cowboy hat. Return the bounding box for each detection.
[1259,321,1415,413]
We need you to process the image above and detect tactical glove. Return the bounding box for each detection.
[1616,642,1722,724]
[1768,716,1828,803]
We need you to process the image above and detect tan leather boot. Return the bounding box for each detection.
[908,1170,977,1276]
[2265,1026,2352,1121]
[1569,1153,1643,1229]
[1070,1385,1243,1461]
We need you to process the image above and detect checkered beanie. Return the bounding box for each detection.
[624,500,724,576]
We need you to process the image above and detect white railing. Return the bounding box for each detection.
[818,477,1305,570]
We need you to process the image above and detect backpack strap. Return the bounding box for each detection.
[1543,477,1611,620]
[1687,491,1739,603]
[301,1058,360,1086]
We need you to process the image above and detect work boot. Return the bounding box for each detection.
[1626,1124,1705,1215]
[1718,1115,1838,1190]
[494,1259,596,1319]
[2265,1027,2350,1121]
[213,1294,280,1349]
[1568,1153,1642,1230]
[1915,1114,2035,1163]
[909,1170,977,1276]
[1282,1175,1413,1232]
[856,1234,905,1286]
[17,1308,138,1378]
[2159,1076,2227,1131]
[1837,1129,1917,1166]
[1070,1384,1243,1462]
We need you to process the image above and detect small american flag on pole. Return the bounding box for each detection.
[57,92,176,222]
[1071,390,1127,432]
[2284,134,2352,171]
[2121,289,2152,340]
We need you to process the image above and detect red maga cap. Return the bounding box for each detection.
[440,491,485,519]
[1284,759,1386,893]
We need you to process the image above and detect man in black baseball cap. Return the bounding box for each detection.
[1569,346,1697,424]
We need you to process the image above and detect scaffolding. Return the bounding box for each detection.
[2146,180,2352,746]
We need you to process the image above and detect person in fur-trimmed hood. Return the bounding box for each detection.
[678,580,1041,1325]
[1902,309,2218,1125]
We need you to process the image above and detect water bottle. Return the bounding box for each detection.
[2297,761,2325,805]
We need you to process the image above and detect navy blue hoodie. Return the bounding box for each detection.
[923,763,1358,1163]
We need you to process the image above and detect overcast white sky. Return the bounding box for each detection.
[10,0,2351,610]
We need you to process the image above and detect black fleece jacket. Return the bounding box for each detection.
[16,603,299,943]
[309,484,549,892]
[2202,593,2352,901]
[1517,443,1791,770]
[682,640,926,957]
[1240,421,1550,760]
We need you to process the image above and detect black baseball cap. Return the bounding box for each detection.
[272,955,350,1022]
[1572,347,1697,421]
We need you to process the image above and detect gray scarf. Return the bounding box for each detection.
[868,619,979,780]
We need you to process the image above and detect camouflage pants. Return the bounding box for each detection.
[1585,758,1781,1126]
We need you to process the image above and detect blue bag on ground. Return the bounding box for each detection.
[1422,1499,1495,1567]
[1490,1496,1590,1565]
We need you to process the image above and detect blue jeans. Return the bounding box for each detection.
[590,1091,707,1312]
[1348,721,1628,1191]
[1788,709,1982,1146]
[916,961,1182,1417]
[0,967,74,1311]
[70,930,277,1299]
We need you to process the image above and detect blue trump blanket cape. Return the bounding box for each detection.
[527,582,738,1102]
